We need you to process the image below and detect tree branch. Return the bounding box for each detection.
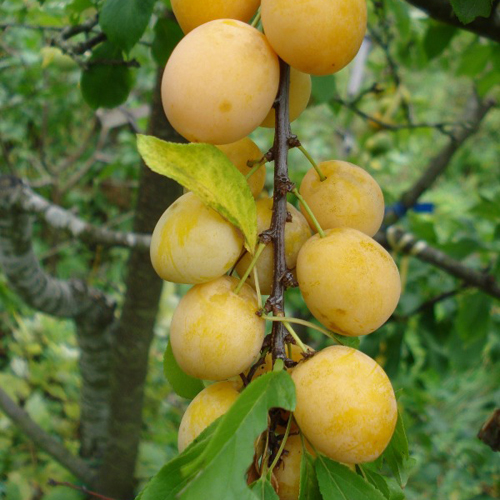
[376,226,500,300]
[262,60,294,363]
[0,175,116,459]
[0,176,151,250]
[404,0,500,43]
[0,387,95,486]
[385,94,496,223]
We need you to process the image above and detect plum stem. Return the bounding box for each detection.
[298,144,326,181]
[234,242,266,295]
[291,187,326,237]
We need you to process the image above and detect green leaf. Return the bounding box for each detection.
[360,467,390,499]
[382,411,415,488]
[137,135,257,252]
[100,0,156,52]
[332,334,361,349]
[80,42,132,109]
[163,342,204,399]
[179,370,296,499]
[456,292,491,344]
[250,477,280,499]
[299,451,321,500]
[449,0,492,24]
[456,43,491,77]
[423,22,456,60]
[315,457,386,500]
[311,75,337,104]
[151,17,184,67]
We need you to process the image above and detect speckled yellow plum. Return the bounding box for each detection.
[170,276,265,380]
[299,160,384,237]
[296,228,400,336]
[292,346,398,464]
[162,20,280,144]
[178,381,240,452]
[216,137,266,198]
[261,68,311,128]
[236,197,311,295]
[261,0,366,75]
[150,192,243,284]
[172,0,261,34]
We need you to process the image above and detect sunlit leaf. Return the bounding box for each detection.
[137,135,257,251]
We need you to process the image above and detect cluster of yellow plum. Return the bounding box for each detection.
[152,0,401,497]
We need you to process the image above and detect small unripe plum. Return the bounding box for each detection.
[297,228,400,336]
[274,434,310,500]
[236,198,311,295]
[170,276,265,380]
[261,0,367,76]
[162,20,280,144]
[299,160,384,237]
[261,68,311,128]
[250,343,311,379]
[172,0,260,34]
[215,137,266,198]
[292,346,398,464]
[178,381,240,452]
[150,192,243,284]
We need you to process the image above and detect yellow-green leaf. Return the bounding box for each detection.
[137,135,257,252]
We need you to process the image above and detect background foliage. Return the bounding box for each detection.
[0,0,498,498]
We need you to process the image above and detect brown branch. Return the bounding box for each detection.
[376,227,500,300]
[48,479,116,500]
[478,409,500,452]
[0,387,95,486]
[385,94,497,224]
[0,176,151,250]
[404,0,500,43]
[263,60,294,362]
[391,285,468,321]
[333,95,459,135]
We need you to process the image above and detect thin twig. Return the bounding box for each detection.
[47,479,115,500]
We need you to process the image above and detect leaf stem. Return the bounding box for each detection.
[250,8,262,28]
[268,412,293,474]
[234,242,266,295]
[261,314,346,344]
[298,145,326,181]
[291,187,325,237]
[253,266,262,307]
[283,322,308,352]
[245,157,266,180]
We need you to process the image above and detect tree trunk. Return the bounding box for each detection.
[97,68,184,499]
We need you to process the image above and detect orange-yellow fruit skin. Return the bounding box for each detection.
[261,68,311,128]
[292,346,398,464]
[150,192,243,284]
[296,228,400,336]
[161,20,280,145]
[178,381,240,452]
[172,0,261,34]
[261,0,367,75]
[216,138,266,198]
[170,276,265,380]
[299,161,384,237]
[236,198,311,295]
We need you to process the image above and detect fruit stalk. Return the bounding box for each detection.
[264,59,294,362]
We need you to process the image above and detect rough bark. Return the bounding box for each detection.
[404,0,500,43]
[96,68,184,499]
[0,175,115,460]
[2,180,150,250]
[376,227,500,300]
